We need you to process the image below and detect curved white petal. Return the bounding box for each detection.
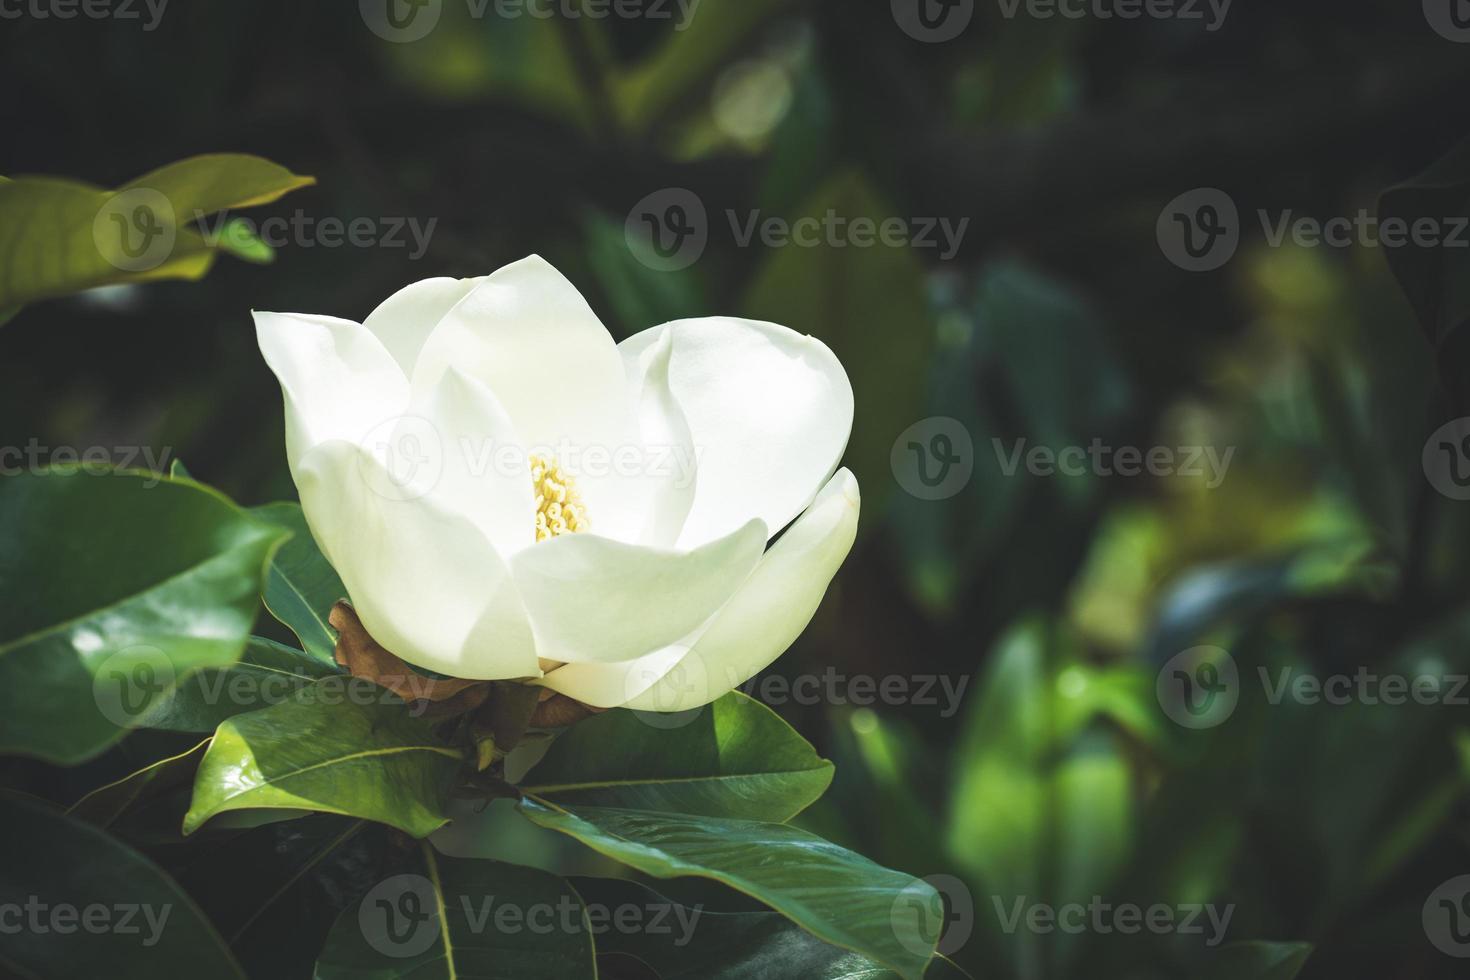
[532,642,691,708]
[363,276,482,375]
[294,439,539,680]
[254,311,409,470]
[411,368,536,555]
[624,328,697,547]
[619,469,860,712]
[510,518,768,667]
[619,317,853,550]
[410,256,646,540]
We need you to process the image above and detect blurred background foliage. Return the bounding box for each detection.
[5,1,1470,976]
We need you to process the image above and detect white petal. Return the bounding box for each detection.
[624,328,697,547]
[411,368,536,555]
[533,642,691,708]
[509,518,767,667]
[409,257,647,542]
[254,311,409,469]
[621,469,860,712]
[619,317,853,550]
[294,439,539,680]
[363,276,482,375]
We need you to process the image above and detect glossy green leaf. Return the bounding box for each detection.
[574,876,972,980]
[0,795,247,979]
[251,502,347,664]
[140,636,338,733]
[519,799,939,980]
[520,692,833,822]
[184,689,463,837]
[0,469,288,764]
[0,154,313,311]
[315,848,596,979]
[68,738,211,828]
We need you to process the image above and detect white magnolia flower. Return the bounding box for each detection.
[255,255,858,711]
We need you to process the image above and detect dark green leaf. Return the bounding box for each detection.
[520,692,833,822]
[1379,136,1470,351]
[141,636,337,733]
[574,876,972,980]
[67,738,210,828]
[251,502,348,664]
[0,469,288,764]
[0,795,247,979]
[315,849,596,979]
[519,799,939,980]
[1199,941,1313,980]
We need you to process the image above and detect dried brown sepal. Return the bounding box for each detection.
[528,690,605,729]
[329,601,489,708]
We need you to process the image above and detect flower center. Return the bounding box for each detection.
[531,454,589,541]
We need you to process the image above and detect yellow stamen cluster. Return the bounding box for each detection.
[531,454,589,542]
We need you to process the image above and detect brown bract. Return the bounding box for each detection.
[330,601,489,715]
[329,600,603,727]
